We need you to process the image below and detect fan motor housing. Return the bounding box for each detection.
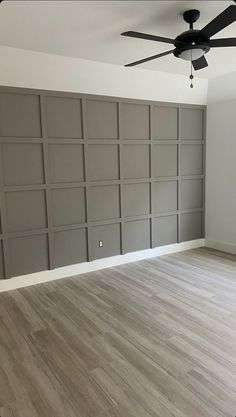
[174,29,210,59]
[175,29,209,45]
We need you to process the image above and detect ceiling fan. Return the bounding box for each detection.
[121,4,236,70]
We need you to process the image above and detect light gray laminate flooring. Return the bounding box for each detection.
[0,247,236,417]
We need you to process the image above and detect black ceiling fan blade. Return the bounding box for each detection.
[199,5,236,39]
[125,49,174,67]
[210,37,236,47]
[192,55,208,71]
[121,31,175,44]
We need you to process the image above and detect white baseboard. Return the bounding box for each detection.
[0,239,205,293]
[205,238,236,255]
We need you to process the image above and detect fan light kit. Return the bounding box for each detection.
[179,48,206,61]
[121,4,236,88]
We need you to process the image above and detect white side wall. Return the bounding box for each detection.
[206,92,236,254]
[0,46,208,104]
[207,70,236,104]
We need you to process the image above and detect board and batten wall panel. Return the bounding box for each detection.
[0,86,205,279]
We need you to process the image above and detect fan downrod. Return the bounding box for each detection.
[183,9,200,29]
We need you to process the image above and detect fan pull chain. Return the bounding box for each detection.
[190,49,194,88]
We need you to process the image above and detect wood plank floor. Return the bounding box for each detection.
[0,247,236,417]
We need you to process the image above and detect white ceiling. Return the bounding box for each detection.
[0,1,236,79]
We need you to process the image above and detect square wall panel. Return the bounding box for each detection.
[153,215,178,247]
[181,212,202,242]
[0,240,4,279]
[0,93,41,138]
[123,145,150,179]
[46,96,82,139]
[181,144,203,176]
[89,185,120,221]
[153,145,178,177]
[91,223,121,260]
[124,219,150,253]
[52,187,86,226]
[87,100,118,139]
[153,106,178,140]
[6,190,47,233]
[2,143,44,186]
[9,234,49,277]
[88,145,119,181]
[153,181,177,214]
[49,144,84,183]
[182,108,204,140]
[181,179,203,210]
[124,183,150,217]
[54,228,87,268]
[122,103,149,140]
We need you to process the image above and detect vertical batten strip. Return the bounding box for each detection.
[150,105,154,248]
[118,102,125,254]
[0,144,10,278]
[81,98,91,261]
[177,106,182,243]
[202,106,206,238]
[40,94,55,270]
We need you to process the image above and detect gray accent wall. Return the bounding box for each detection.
[0,87,205,279]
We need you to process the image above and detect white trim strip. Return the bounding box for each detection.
[0,239,205,293]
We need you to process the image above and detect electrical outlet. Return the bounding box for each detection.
[99,240,103,248]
